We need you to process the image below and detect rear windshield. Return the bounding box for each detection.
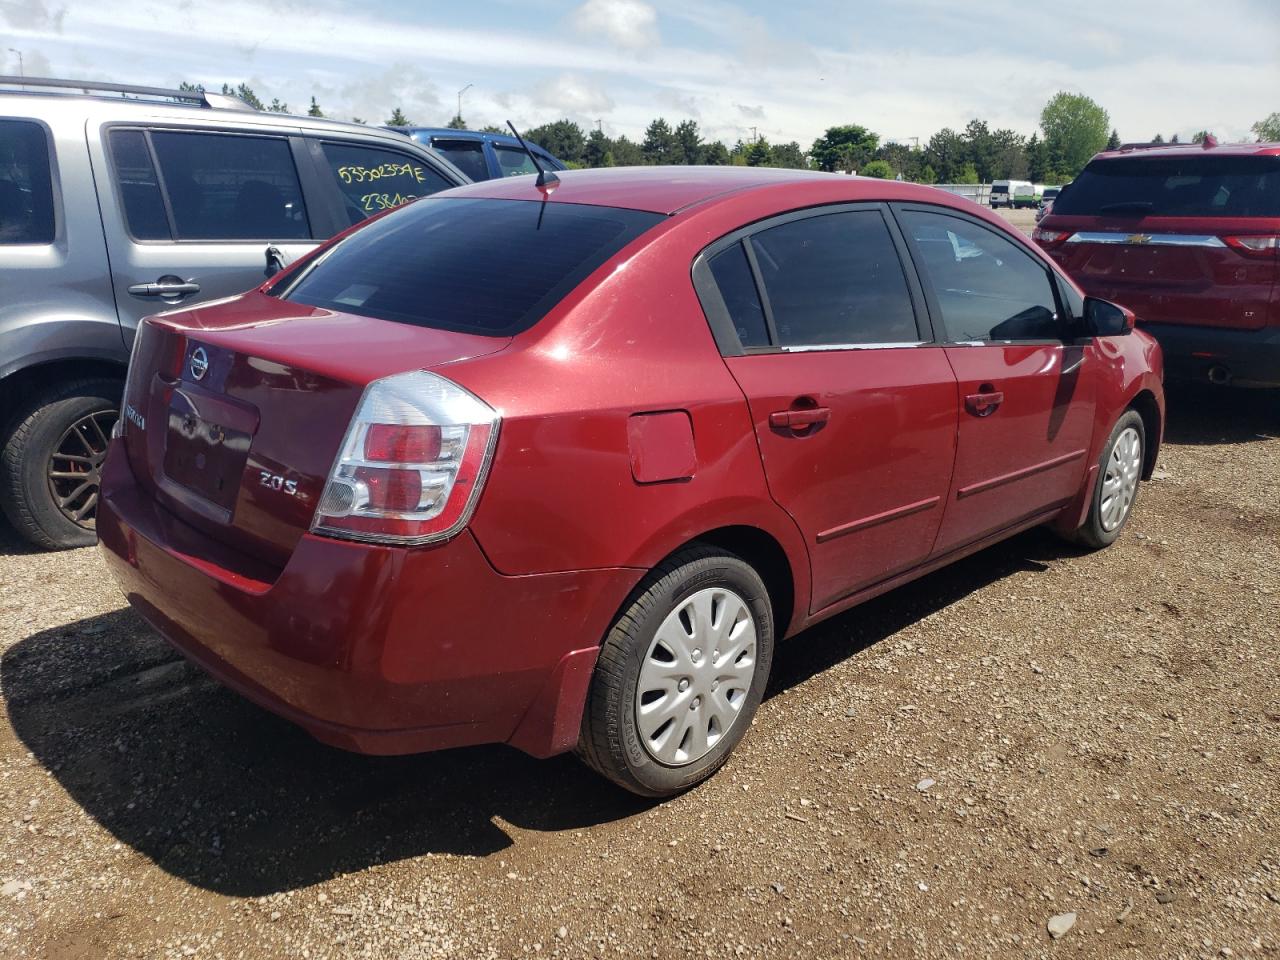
[1052,155,1280,218]
[282,197,663,335]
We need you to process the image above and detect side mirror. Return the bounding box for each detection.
[1082,297,1135,337]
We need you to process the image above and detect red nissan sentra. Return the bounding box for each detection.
[98,166,1164,796]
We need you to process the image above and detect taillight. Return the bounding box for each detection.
[1032,227,1073,249]
[1222,235,1280,259]
[312,370,499,545]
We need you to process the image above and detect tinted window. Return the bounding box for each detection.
[283,198,662,335]
[149,131,309,240]
[901,209,1060,341]
[431,139,489,181]
[322,141,453,227]
[707,243,769,348]
[0,120,55,244]
[1053,156,1280,218]
[494,145,539,178]
[748,211,918,346]
[108,129,170,240]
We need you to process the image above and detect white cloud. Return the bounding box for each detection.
[533,73,615,115]
[572,0,660,49]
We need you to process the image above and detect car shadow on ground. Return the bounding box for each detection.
[2,528,1079,897]
[1162,383,1280,446]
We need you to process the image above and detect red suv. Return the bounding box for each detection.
[98,167,1164,796]
[1035,140,1280,387]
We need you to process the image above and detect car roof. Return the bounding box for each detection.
[390,127,542,150]
[434,165,966,215]
[1092,141,1280,161]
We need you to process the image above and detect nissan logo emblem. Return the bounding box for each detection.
[189,347,209,381]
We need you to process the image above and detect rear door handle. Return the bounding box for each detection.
[769,406,831,429]
[128,277,201,299]
[964,390,1004,417]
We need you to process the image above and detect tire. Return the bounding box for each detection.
[1071,409,1145,550]
[577,545,775,797]
[1,378,122,550]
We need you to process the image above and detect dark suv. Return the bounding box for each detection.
[1034,140,1280,387]
[0,77,466,549]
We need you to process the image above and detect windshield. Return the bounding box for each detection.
[282,197,663,336]
[1052,155,1280,218]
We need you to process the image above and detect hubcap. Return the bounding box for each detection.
[1100,426,1142,532]
[47,409,116,529]
[635,587,757,767]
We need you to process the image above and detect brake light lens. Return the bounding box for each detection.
[312,370,499,545]
[1222,235,1280,259]
[1032,227,1073,249]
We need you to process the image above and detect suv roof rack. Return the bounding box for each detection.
[0,75,259,111]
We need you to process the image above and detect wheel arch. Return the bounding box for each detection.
[1127,388,1162,480]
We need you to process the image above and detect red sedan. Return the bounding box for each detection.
[98,166,1164,796]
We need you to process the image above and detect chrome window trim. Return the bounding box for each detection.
[1066,232,1227,248]
[778,340,927,353]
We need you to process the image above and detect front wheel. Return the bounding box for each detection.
[1072,409,1145,550]
[577,545,775,797]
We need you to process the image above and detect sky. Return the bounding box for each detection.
[3,0,1278,148]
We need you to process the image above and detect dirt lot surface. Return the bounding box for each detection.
[2,211,1278,957]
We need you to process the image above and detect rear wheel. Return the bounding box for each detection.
[577,545,775,797]
[1071,409,1145,550]
[1,378,121,550]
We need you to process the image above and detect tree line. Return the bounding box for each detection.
[182,82,1280,185]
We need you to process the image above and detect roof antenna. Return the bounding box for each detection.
[506,121,559,190]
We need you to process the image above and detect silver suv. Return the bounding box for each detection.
[0,77,467,549]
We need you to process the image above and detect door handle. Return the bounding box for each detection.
[769,406,831,430]
[128,277,201,299]
[964,389,1005,417]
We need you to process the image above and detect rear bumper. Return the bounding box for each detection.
[1137,322,1280,388]
[96,442,642,757]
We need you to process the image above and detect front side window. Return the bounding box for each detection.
[148,130,310,241]
[494,145,539,178]
[0,119,55,244]
[282,197,662,336]
[430,139,489,181]
[900,208,1061,342]
[747,211,919,347]
[322,141,454,226]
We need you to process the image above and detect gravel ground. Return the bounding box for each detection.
[2,208,1278,959]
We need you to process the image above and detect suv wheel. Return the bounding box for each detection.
[1070,409,1145,550]
[1,378,122,550]
[577,545,775,797]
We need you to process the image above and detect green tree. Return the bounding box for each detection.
[700,141,730,166]
[478,124,506,135]
[1040,91,1110,177]
[583,128,611,167]
[1106,128,1121,150]
[267,97,289,113]
[524,120,586,165]
[1169,133,1180,144]
[961,119,999,181]
[672,120,703,165]
[743,137,772,167]
[447,115,467,130]
[221,83,264,111]
[861,159,894,179]
[386,107,410,126]
[769,141,807,169]
[924,127,965,182]
[810,124,879,173]
[1151,133,1165,144]
[1025,132,1049,182]
[991,128,1027,179]
[307,96,324,118]
[1191,130,1215,144]
[611,135,645,166]
[642,118,678,165]
[1252,113,1280,141]
[917,163,937,185]
[956,162,980,185]
[178,81,204,92]
[351,117,366,125]
[875,142,920,181]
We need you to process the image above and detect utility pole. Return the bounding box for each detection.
[8,49,22,84]
[456,82,472,123]
[595,119,603,132]
[750,126,758,143]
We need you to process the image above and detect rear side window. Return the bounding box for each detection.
[321,141,454,226]
[707,243,770,348]
[900,209,1060,342]
[108,129,169,240]
[0,119,55,244]
[494,145,539,178]
[430,139,489,181]
[149,130,310,240]
[748,211,919,347]
[1053,156,1280,218]
[282,197,663,335]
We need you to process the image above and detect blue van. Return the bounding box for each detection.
[386,127,567,182]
